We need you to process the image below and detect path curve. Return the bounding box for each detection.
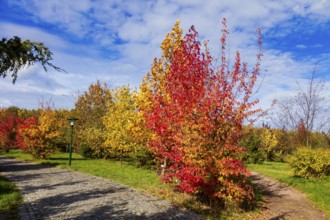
[0,156,201,220]
[250,171,328,220]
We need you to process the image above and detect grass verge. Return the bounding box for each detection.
[0,175,22,220]
[248,161,330,218]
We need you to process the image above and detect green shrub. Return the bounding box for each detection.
[131,150,155,168]
[79,145,109,159]
[240,128,265,164]
[289,147,330,179]
[79,145,94,159]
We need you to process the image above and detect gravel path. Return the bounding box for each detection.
[0,156,201,220]
[250,171,329,220]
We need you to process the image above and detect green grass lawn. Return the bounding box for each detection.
[0,175,22,220]
[248,161,330,218]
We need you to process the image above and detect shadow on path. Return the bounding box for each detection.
[249,171,329,220]
[0,156,201,220]
[250,172,289,197]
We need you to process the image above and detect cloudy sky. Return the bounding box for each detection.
[0,0,330,111]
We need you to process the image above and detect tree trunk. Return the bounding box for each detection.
[160,157,167,176]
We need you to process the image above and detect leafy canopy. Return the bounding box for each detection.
[141,18,263,208]
[0,36,64,83]
[75,81,112,158]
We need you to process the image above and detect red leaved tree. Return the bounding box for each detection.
[17,108,60,159]
[0,115,22,152]
[143,19,263,208]
[16,117,40,154]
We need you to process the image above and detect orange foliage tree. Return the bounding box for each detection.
[17,108,61,159]
[141,19,263,207]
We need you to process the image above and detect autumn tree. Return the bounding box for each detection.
[0,116,19,151]
[17,108,60,159]
[0,36,64,83]
[17,108,41,119]
[51,109,73,151]
[138,20,183,114]
[74,81,112,158]
[138,20,185,174]
[103,86,150,160]
[141,19,263,207]
[271,128,295,161]
[259,127,278,161]
[0,108,22,151]
[16,116,39,153]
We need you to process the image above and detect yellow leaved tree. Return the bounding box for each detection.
[103,86,150,160]
[260,127,278,161]
[138,20,183,111]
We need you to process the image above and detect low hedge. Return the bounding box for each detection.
[289,147,330,179]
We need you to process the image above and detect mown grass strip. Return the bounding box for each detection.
[248,161,330,218]
[0,174,22,220]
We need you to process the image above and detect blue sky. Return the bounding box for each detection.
[0,0,330,111]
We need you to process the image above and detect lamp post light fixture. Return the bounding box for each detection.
[67,117,78,166]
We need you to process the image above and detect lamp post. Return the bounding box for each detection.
[67,117,78,166]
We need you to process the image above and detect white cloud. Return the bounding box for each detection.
[296,44,307,49]
[118,22,152,43]
[306,0,330,20]
[0,98,13,108]
[0,22,68,50]
[1,0,330,113]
